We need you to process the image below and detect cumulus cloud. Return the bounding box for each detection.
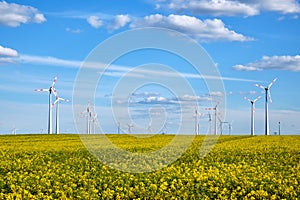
[0,45,18,64]
[179,94,211,102]
[131,14,252,42]
[233,55,300,72]
[0,1,46,27]
[108,14,131,31]
[155,0,300,16]
[65,27,82,34]
[87,15,103,28]
[169,0,258,16]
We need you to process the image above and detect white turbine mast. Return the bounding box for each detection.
[218,117,228,135]
[117,122,121,134]
[80,101,92,134]
[52,91,70,135]
[206,103,219,135]
[147,122,152,134]
[12,127,19,135]
[228,121,233,135]
[255,78,277,136]
[194,105,199,135]
[34,75,58,134]
[207,112,212,135]
[244,96,261,136]
[127,123,134,134]
[91,112,99,134]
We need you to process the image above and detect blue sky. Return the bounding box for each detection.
[0,0,300,135]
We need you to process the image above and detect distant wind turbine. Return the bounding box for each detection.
[12,127,18,135]
[255,78,278,135]
[127,123,134,134]
[194,105,199,135]
[206,103,219,135]
[147,123,152,134]
[244,96,261,136]
[53,92,69,134]
[35,75,58,134]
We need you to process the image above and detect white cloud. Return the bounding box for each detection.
[259,0,300,14]
[87,15,103,28]
[208,91,224,97]
[19,54,82,68]
[233,55,300,72]
[65,27,83,34]
[0,1,46,27]
[108,14,131,31]
[179,94,211,102]
[0,45,18,64]
[156,0,300,16]
[131,14,252,42]
[169,0,259,16]
[9,53,261,83]
[0,45,18,57]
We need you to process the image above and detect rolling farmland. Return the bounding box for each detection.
[0,134,299,199]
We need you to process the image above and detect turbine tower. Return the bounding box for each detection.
[194,105,199,135]
[53,93,69,134]
[244,96,261,136]
[255,78,278,136]
[208,112,212,134]
[206,104,218,135]
[127,124,134,134]
[35,75,58,134]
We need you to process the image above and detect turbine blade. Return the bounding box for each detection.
[53,99,59,105]
[34,89,49,92]
[254,83,265,90]
[243,96,251,102]
[51,75,58,88]
[253,96,262,103]
[268,90,273,104]
[52,88,58,97]
[268,77,278,88]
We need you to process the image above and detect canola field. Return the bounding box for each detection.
[0,134,299,199]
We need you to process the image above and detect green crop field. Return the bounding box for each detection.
[0,134,299,199]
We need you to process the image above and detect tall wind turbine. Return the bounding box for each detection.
[35,75,58,134]
[206,104,218,135]
[81,101,92,134]
[194,105,199,135]
[91,113,99,134]
[147,123,152,134]
[53,93,69,134]
[255,78,278,135]
[244,96,261,136]
[208,112,212,134]
[127,124,134,134]
[228,121,233,135]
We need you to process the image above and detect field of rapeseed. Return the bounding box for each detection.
[0,134,299,199]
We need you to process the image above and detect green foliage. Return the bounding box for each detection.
[0,134,299,199]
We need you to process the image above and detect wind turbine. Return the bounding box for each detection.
[147,123,152,134]
[244,96,261,136]
[228,121,233,135]
[161,123,168,134]
[207,112,212,134]
[91,113,99,134]
[193,105,199,135]
[117,122,121,134]
[255,78,278,135]
[127,123,134,134]
[12,127,18,135]
[81,101,92,134]
[206,104,219,135]
[53,93,69,134]
[35,75,58,134]
[218,118,228,135]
